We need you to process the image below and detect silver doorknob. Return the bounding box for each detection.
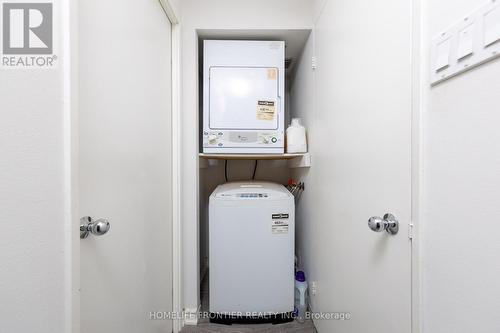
[368,213,399,235]
[80,216,110,239]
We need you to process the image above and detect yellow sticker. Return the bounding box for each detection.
[257,101,276,121]
[267,68,277,80]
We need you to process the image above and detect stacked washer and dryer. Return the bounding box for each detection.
[204,40,295,323]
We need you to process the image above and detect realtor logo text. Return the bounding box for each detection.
[1,1,56,68]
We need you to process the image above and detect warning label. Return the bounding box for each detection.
[257,100,276,121]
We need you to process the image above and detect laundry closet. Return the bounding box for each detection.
[197,30,313,324]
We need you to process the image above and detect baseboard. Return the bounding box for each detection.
[183,307,199,326]
[209,312,294,325]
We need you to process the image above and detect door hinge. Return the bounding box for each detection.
[408,223,414,240]
[312,56,317,70]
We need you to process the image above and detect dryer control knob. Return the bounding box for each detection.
[208,134,218,144]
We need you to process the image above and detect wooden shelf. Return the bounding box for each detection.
[199,153,311,168]
[199,153,303,160]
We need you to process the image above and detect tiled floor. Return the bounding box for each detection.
[180,274,317,333]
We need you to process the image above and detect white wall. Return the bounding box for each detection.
[168,0,181,16]
[179,0,314,317]
[289,30,314,271]
[0,1,76,332]
[422,1,500,332]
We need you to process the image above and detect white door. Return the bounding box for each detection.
[311,0,412,332]
[79,0,173,332]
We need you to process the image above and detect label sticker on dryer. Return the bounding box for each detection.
[267,68,277,80]
[257,100,276,121]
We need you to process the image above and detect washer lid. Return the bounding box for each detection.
[212,181,291,200]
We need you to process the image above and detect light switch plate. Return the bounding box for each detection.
[430,0,500,85]
[484,6,500,47]
[457,23,475,60]
[435,37,452,71]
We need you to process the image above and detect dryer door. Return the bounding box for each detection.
[209,66,280,130]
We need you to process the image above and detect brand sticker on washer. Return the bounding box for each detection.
[272,220,289,234]
[257,101,276,121]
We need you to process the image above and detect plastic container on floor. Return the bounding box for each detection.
[294,270,308,323]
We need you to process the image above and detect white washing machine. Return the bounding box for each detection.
[209,182,294,323]
[203,40,285,154]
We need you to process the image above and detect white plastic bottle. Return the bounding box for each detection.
[286,118,307,153]
[294,271,308,323]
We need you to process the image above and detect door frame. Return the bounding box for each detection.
[68,0,182,332]
[411,0,423,333]
[158,1,183,332]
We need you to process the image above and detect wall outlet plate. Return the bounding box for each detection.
[311,281,317,296]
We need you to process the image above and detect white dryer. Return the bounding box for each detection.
[203,40,285,154]
[209,182,294,324]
